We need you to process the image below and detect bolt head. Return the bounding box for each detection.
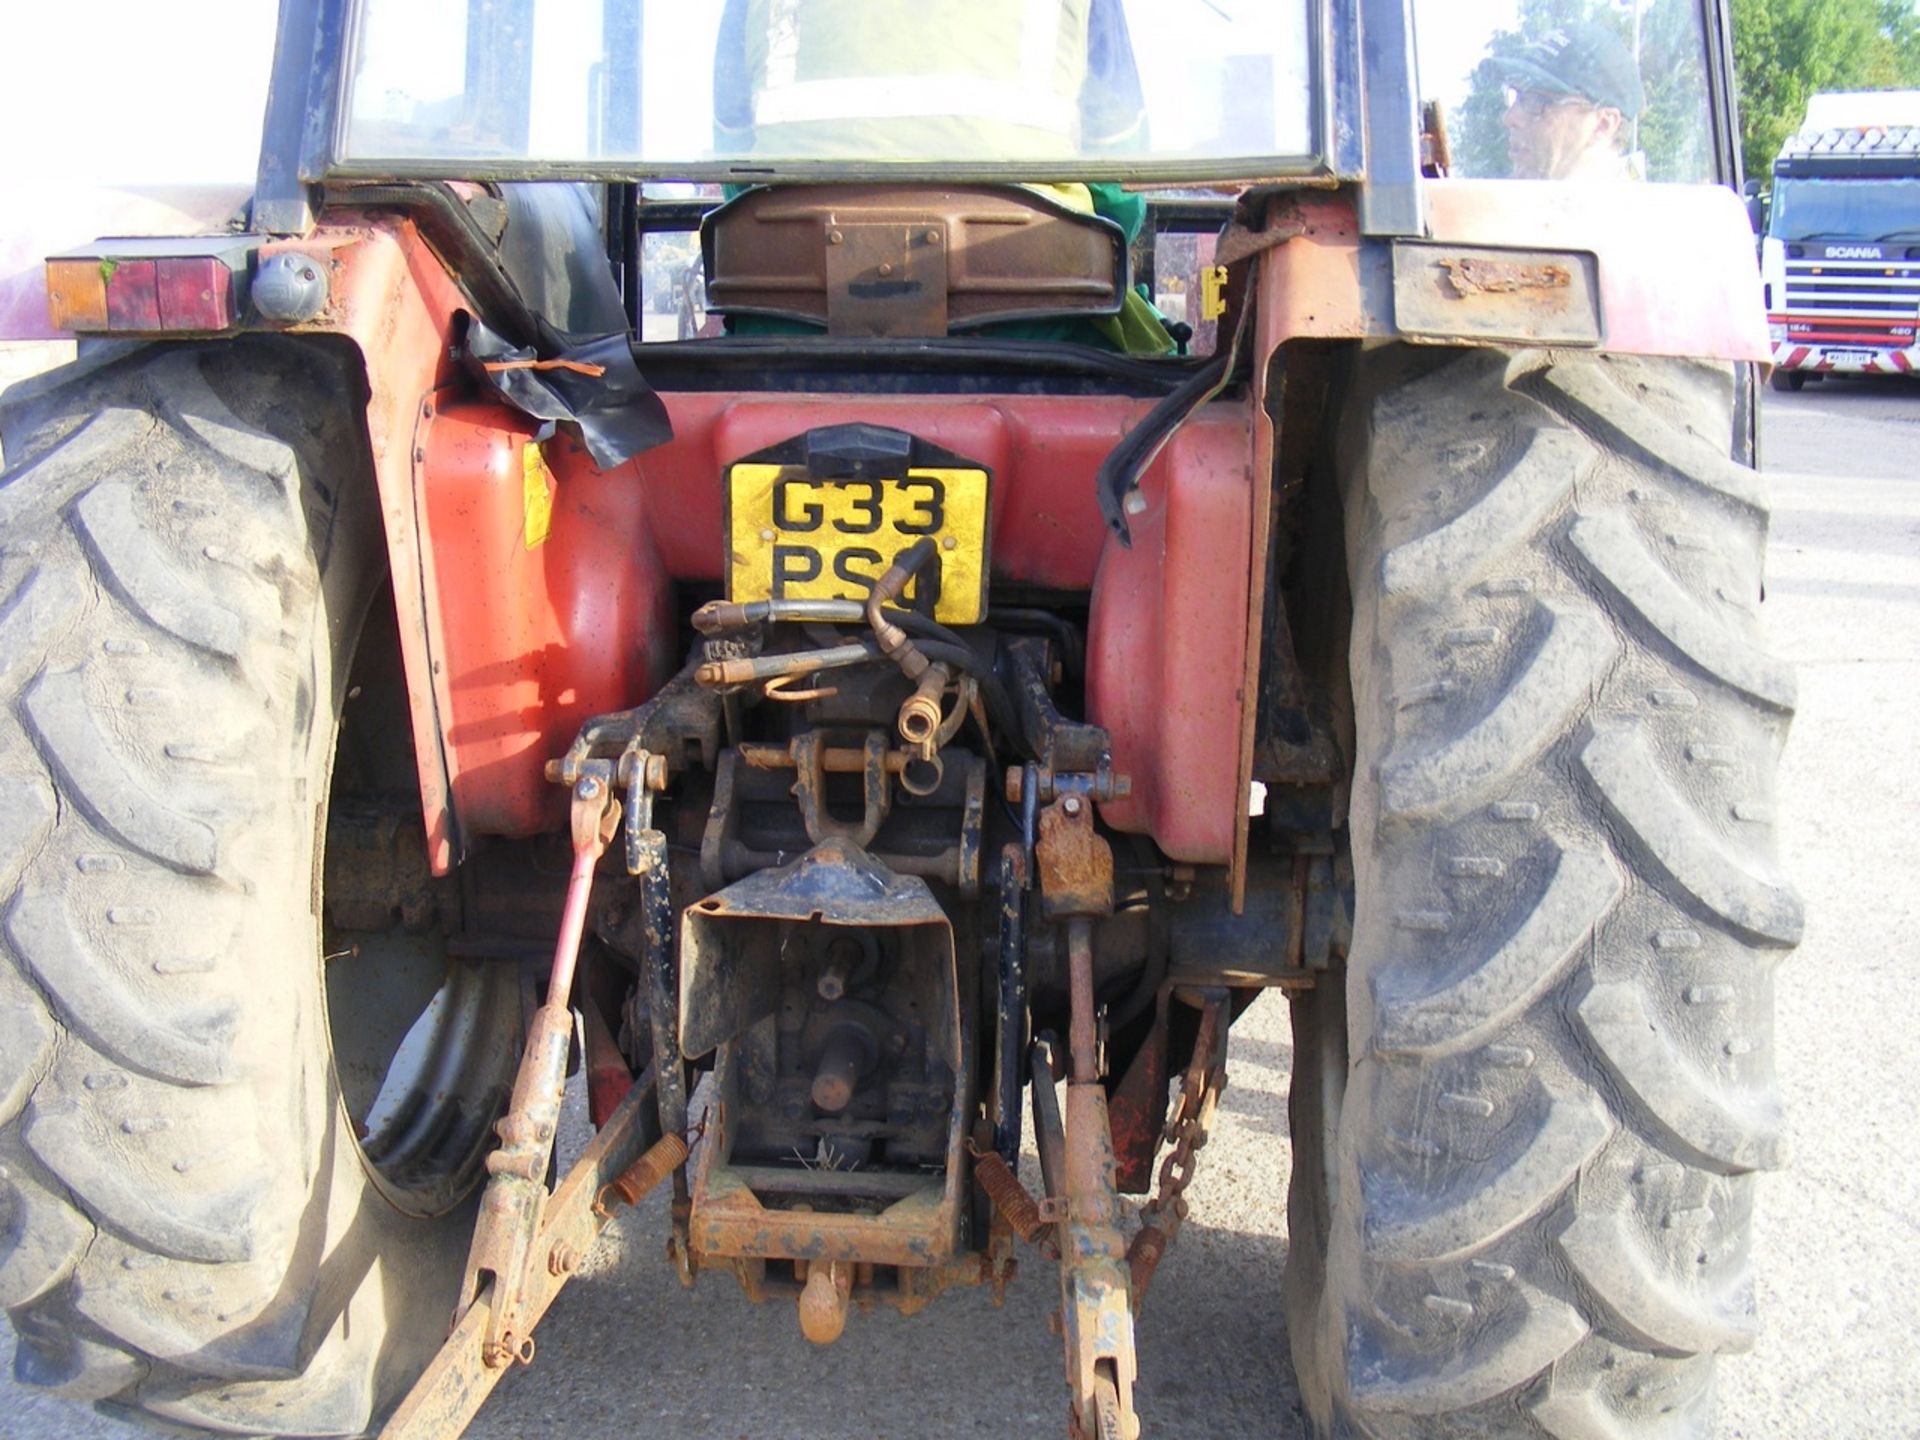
[1062,796,1083,817]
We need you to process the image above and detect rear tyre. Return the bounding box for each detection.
[1287,348,1799,1436]
[1767,369,1804,392]
[0,341,518,1435]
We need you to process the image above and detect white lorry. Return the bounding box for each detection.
[1762,90,1920,388]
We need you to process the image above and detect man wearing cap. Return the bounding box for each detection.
[1496,21,1646,180]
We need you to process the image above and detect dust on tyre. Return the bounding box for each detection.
[1287,347,1800,1437]
[0,340,516,1435]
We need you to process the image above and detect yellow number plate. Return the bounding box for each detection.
[726,463,990,625]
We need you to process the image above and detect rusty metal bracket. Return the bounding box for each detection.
[824,221,949,338]
[379,1075,668,1440]
[792,729,892,849]
[549,660,721,792]
[1003,638,1111,777]
[617,742,667,876]
[1034,797,1114,923]
[1391,240,1602,348]
[710,736,984,894]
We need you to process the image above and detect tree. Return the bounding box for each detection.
[1732,0,1920,181]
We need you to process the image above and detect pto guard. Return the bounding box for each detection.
[679,840,972,1280]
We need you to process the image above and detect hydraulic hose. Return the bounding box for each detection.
[864,537,939,680]
[691,595,971,655]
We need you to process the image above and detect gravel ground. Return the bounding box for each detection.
[3,375,1916,1439]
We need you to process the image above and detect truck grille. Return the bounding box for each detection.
[1783,256,1920,326]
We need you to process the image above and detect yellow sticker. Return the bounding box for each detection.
[1200,264,1229,321]
[522,442,554,550]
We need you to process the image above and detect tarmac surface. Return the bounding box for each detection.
[3,373,1917,1439]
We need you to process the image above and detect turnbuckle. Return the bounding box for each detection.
[451,768,619,1369]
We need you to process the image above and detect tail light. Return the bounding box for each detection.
[45,240,254,334]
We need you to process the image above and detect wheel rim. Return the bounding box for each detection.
[325,927,518,1218]
[320,590,520,1219]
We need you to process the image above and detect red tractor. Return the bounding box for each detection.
[0,2,1794,1437]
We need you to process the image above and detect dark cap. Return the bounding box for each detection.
[1496,21,1645,119]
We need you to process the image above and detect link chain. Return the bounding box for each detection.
[1128,994,1227,1312]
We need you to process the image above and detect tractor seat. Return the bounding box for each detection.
[699,184,1129,341]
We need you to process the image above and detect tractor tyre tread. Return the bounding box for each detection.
[1293,348,1796,1439]
[0,339,399,1433]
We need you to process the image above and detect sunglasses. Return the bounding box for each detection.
[1503,86,1591,116]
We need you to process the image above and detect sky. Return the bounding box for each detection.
[0,3,279,185]
[1420,0,1523,102]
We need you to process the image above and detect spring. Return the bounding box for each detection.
[973,1147,1052,1248]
